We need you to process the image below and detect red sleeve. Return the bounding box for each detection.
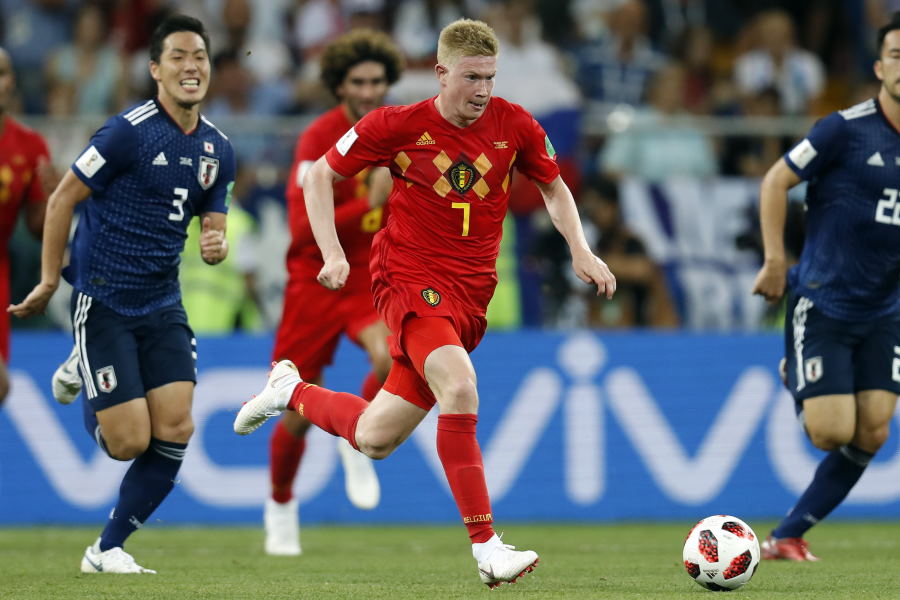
[511,107,559,185]
[325,108,392,178]
[25,131,51,205]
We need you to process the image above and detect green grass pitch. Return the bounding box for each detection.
[1,522,898,599]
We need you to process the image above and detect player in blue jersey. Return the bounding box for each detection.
[751,12,900,562]
[9,15,235,574]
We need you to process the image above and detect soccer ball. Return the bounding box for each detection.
[682,515,760,591]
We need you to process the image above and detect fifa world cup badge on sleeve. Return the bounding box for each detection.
[76,145,106,177]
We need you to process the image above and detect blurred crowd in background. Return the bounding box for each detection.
[1,0,893,333]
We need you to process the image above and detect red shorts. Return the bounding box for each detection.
[369,234,492,363]
[381,315,472,410]
[371,246,491,410]
[272,277,379,381]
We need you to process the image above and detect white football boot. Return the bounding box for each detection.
[51,346,82,405]
[337,438,380,510]
[474,535,539,589]
[264,498,301,556]
[80,538,156,574]
[234,360,302,435]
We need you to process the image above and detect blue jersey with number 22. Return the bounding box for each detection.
[784,97,900,321]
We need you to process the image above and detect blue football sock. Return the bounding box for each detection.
[99,438,187,551]
[772,444,872,539]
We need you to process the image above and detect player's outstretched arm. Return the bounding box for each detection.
[8,169,91,318]
[536,175,617,299]
[305,156,349,290]
[751,158,801,304]
[199,213,228,264]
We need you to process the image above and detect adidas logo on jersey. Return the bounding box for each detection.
[416,131,436,145]
[867,152,884,167]
[152,152,168,166]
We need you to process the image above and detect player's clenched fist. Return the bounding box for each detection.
[317,257,350,290]
[751,260,787,304]
[200,216,228,264]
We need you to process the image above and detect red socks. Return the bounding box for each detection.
[269,370,379,503]
[436,413,495,543]
[288,383,368,449]
[269,419,306,503]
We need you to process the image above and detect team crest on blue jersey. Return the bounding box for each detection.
[96,365,118,393]
[198,156,219,190]
[804,356,823,383]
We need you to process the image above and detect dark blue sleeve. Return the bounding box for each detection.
[71,115,137,192]
[202,140,235,214]
[783,112,845,180]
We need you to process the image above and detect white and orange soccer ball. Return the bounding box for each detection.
[682,515,760,591]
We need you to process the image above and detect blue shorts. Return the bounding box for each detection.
[784,293,900,405]
[71,291,197,412]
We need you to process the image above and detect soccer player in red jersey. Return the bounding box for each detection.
[235,19,616,587]
[0,46,51,407]
[264,29,404,556]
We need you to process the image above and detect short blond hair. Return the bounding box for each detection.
[437,19,499,67]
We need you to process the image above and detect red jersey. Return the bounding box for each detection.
[0,116,50,359]
[285,105,383,293]
[0,116,49,251]
[325,96,559,313]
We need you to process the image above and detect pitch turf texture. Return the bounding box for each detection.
[2,522,898,599]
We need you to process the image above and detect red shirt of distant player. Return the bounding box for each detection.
[273,105,384,375]
[285,105,382,293]
[325,96,558,351]
[0,116,49,359]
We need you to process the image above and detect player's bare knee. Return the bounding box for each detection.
[358,429,400,459]
[0,380,8,405]
[107,436,151,461]
[808,428,853,451]
[437,378,479,413]
[160,418,194,444]
[855,424,890,453]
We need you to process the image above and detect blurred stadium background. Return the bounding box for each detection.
[2,0,899,527]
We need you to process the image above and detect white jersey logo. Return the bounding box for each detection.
[336,127,359,156]
[75,145,106,178]
[867,152,884,167]
[788,139,817,169]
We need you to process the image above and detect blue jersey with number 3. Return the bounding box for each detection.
[65,98,236,316]
[784,98,900,321]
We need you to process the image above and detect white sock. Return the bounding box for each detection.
[472,534,503,562]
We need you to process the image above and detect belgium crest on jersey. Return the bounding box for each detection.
[198,156,219,190]
[421,287,441,306]
[448,160,476,194]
